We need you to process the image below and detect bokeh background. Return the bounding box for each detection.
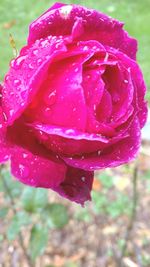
[0,1,150,267]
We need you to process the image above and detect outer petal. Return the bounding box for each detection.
[62,117,141,170]
[0,84,11,163]
[55,167,94,205]
[0,110,10,163]
[28,4,137,59]
[2,36,67,125]
[10,145,93,205]
[11,146,67,188]
[7,118,94,205]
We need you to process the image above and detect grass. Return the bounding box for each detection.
[0,0,150,101]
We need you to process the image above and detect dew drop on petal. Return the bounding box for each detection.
[32,49,38,56]
[81,176,86,182]
[124,79,128,84]
[37,59,42,65]
[19,164,29,178]
[65,129,74,135]
[13,79,21,86]
[59,5,73,19]
[14,56,26,69]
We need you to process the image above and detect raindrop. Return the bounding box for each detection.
[104,52,109,62]
[65,129,74,135]
[74,67,79,73]
[10,59,15,68]
[23,153,28,158]
[13,79,21,86]
[19,164,29,178]
[28,63,34,70]
[44,90,56,105]
[81,176,86,182]
[55,43,61,49]
[32,49,38,56]
[9,110,14,116]
[124,79,128,84]
[97,150,101,155]
[5,75,10,82]
[3,112,7,121]
[37,59,42,65]
[83,46,89,51]
[14,56,26,69]
[59,5,73,19]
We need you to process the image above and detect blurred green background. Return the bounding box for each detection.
[0,0,150,101]
[0,1,150,267]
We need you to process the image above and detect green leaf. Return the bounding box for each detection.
[29,224,48,261]
[21,187,48,212]
[0,207,8,218]
[7,211,30,240]
[44,203,69,229]
[0,169,22,198]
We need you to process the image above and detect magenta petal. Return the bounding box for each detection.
[0,107,10,163]
[11,146,67,188]
[28,4,137,59]
[25,51,91,131]
[2,36,67,125]
[108,47,147,128]
[63,117,141,170]
[55,167,94,205]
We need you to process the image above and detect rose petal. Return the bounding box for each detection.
[2,36,67,125]
[28,4,137,59]
[55,167,94,205]
[11,146,67,188]
[62,117,141,170]
[0,108,10,163]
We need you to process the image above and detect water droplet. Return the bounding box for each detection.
[3,112,7,121]
[83,46,89,51]
[9,110,14,116]
[37,59,42,65]
[28,63,34,70]
[13,79,21,86]
[65,129,74,135]
[75,67,79,73]
[5,75,10,82]
[44,90,56,105]
[23,153,28,158]
[14,56,26,69]
[59,5,73,19]
[55,43,61,49]
[10,59,15,68]
[32,49,38,56]
[104,52,109,62]
[124,79,128,84]
[19,164,29,178]
[97,150,101,155]
[40,39,49,47]
[81,176,86,182]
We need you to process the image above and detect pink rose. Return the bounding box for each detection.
[0,3,147,204]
